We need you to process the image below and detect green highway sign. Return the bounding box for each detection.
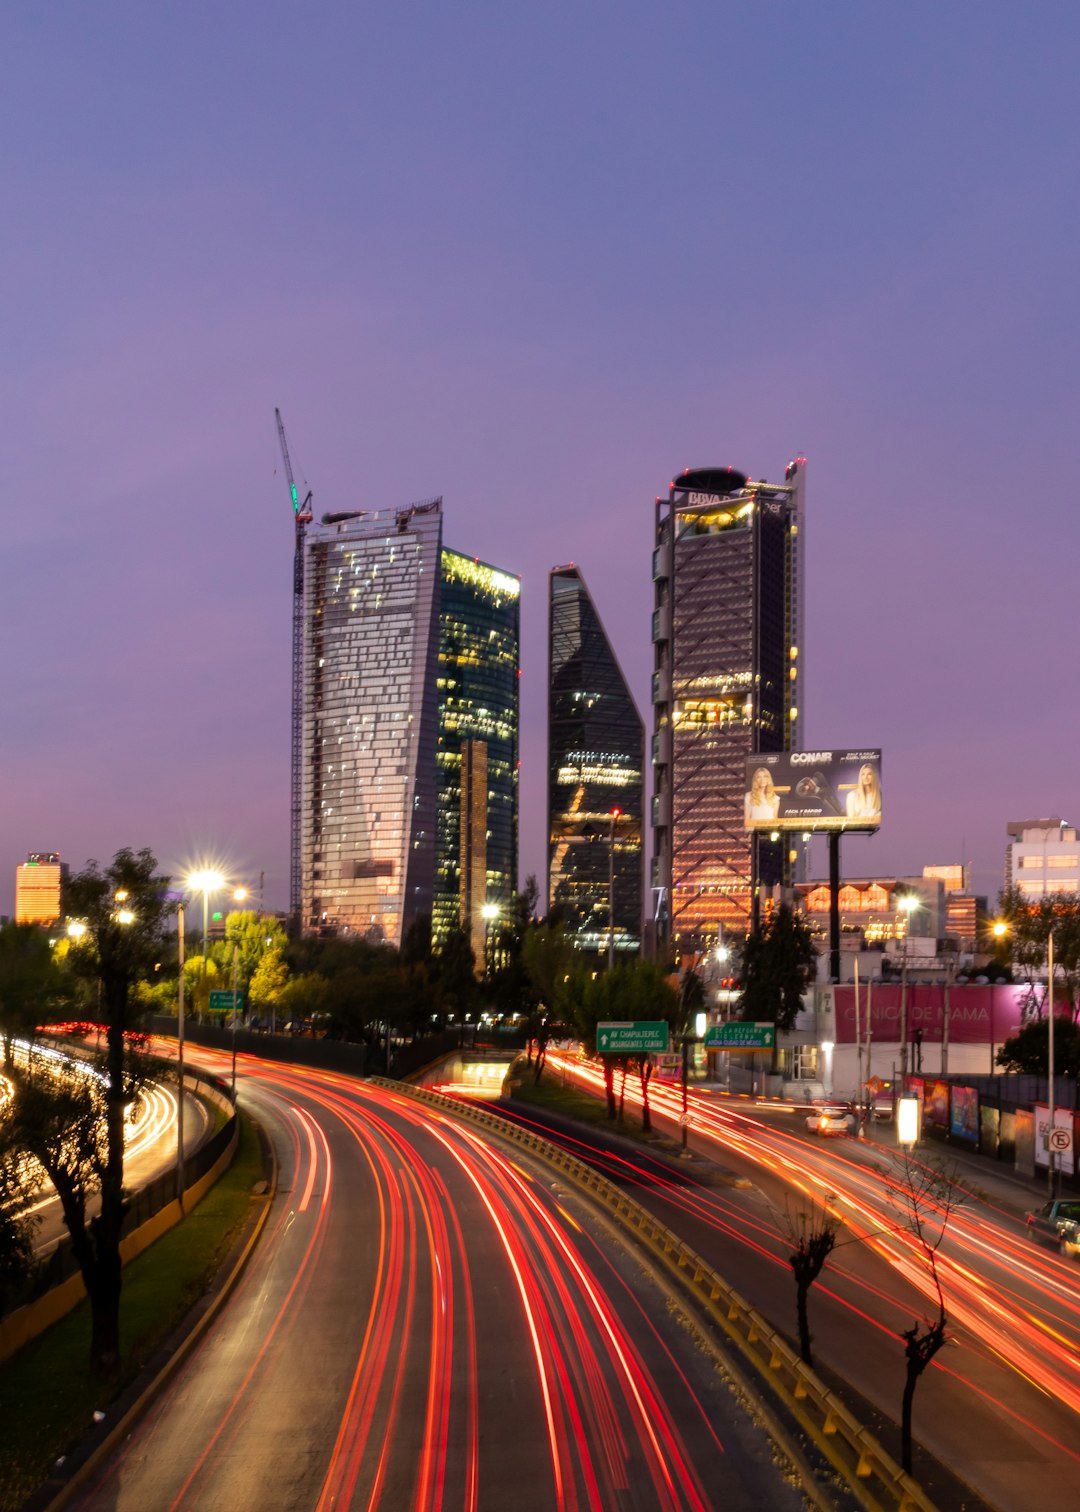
[703,1021,775,1052]
[208,990,243,1012]
[597,1021,670,1054]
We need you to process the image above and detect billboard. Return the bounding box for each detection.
[743,749,882,833]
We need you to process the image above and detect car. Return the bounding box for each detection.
[1026,1199,1080,1253]
[806,1103,855,1136]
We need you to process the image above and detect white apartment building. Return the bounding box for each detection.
[1005,818,1080,899]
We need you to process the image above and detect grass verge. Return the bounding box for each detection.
[509,1059,672,1147]
[0,1110,266,1512]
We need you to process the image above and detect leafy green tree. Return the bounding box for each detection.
[3,849,173,1376]
[737,904,816,1071]
[997,888,1080,1018]
[0,922,74,1066]
[277,971,331,1027]
[996,1016,1080,1077]
[490,878,541,1016]
[249,946,289,1027]
[218,911,287,1006]
[435,926,477,1025]
[567,960,681,1131]
[522,917,575,1015]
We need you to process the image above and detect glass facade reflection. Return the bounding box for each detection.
[301,502,443,944]
[435,549,520,952]
[652,462,805,953]
[548,565,643,956]
[301,514,520,951]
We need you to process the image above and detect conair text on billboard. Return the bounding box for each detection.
[743,749,882,834]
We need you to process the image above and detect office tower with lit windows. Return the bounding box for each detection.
[435,549,520,956]
[651,461,805,954]
[15,852,68,925]
[299,500,519,949]
[548,565,644,956]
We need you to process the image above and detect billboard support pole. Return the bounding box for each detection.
[828,831,841,983]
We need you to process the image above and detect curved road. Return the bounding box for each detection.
[507,1054,1080,1512]
[74,1053,804,1512]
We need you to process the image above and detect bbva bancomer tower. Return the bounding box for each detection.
[652,460,806,955]
[298,498,519,953]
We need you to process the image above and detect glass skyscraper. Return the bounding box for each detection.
[301,501,443,943]
[435,549,520,955]
[299,503,519,950]
[651,461,805,955]
[548,565,644,956]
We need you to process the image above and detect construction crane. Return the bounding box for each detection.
[275,408,313,933]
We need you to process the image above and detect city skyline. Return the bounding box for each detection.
[2,5,1078,920]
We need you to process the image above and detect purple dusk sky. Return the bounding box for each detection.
[2,4,1077,918]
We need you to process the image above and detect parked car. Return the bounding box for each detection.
[1026,1198,1080,1253]
[806,1103,856,1136]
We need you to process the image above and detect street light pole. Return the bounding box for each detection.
[608,807,620,970]
[898,894,920,1083]
[230,940,239,1098]
[1048,930,1056,1198]
[175,901,185,1206]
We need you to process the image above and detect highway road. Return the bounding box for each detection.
[498,1054,1080,1512]
[72,1051,806,1512]
[1,1040,211,1257]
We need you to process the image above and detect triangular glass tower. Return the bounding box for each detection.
[548,565,644,957]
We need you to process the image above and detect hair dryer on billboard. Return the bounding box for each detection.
[795,772,844,816]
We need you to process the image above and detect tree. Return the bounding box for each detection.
[0,1139,39,1313]
[997,887,1080,1020]
[567,960,681,1130]
[219,911,287,1006]
[889,1156,964,1474]
[782,1198,839,1367]
[56,848,173,1374]
[249,946,290,1026]
[995,1016,1080,1078]
[435,927,477,1025]
[737,904,816,1071]
[489,878,542,1017]
[0,921,74,1067]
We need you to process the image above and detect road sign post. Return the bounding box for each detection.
[702,1022,775,1053]
[209,990,242,1017]
[597,1021,670,1054]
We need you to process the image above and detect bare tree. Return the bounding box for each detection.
[889,1155,964,1474]
[781,1197,839,1367]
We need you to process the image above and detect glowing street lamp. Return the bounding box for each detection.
[187,870,225,1007]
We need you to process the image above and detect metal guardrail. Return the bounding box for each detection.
[4,1068,236,1316]
[371,1078,939,1512]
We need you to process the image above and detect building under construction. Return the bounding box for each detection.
[294,495,519,949]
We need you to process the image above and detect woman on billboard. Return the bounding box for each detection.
[845,762,882,821]
[745,767,781,823]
